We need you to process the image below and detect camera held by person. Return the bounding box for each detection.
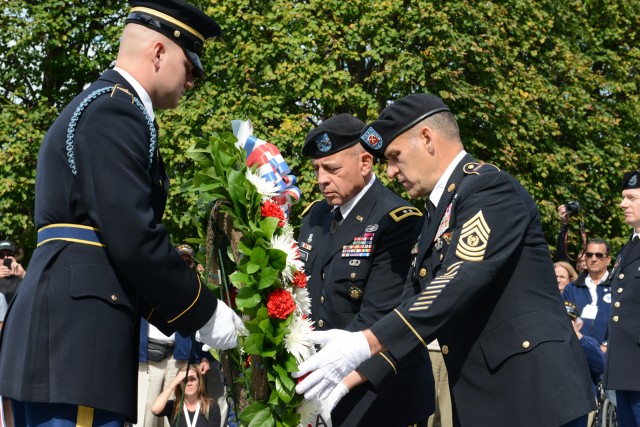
[565,200,581,216]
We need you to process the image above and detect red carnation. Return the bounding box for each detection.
[261,200,285,227]
[266,289,296,319]
[292,271,307,288]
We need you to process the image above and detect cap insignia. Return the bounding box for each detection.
[361,128,383,150]
[629,173,638,187]
[315,132,332,152]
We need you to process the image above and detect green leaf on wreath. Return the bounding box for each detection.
[281,353,298,372]
[258,317,275,338]
[250,245,269,267]
[274,375,294,404]
[236,287,261,309]
[258,266,280,289]
[273,366,295,404]
[239,402,275,427]
[246,261,260,274]
[243,332,265,353]
[229,271,250,287]
[268,249,287,271]
[273,363,295,392]
[259,216,280,240]
[237,241,253,257]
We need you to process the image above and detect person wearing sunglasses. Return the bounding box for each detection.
[562,238,612,348]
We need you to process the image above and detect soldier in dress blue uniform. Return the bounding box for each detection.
[0,1,243,425]
[295,94,595,427]
[298,114,433,426]
[603,170,640,427]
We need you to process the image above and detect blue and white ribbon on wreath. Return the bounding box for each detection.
[231,120,302,218]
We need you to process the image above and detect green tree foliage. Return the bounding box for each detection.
[0,1,125,259]
[2,0,639,265]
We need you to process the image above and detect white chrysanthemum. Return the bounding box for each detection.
[291,285,312,316]
[270,234,305,282]
[284,315,316,364]
[245,170,279,198]
[280,223,295,240]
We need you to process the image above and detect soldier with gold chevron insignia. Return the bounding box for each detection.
[297,114,434,426]
[295,94,595,427]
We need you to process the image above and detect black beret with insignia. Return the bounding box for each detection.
[126,0,221,78]
[360,93,450,159]
[622,170,640,190]
[302,114,365,159]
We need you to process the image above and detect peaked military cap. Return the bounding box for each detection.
[622,170,640,190]
[302,114,365,159]
[126,0,221,78]
[360,93,450,159]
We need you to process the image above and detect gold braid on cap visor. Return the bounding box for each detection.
[130,6,205,42]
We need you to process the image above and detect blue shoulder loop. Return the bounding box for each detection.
[66,85,158,176]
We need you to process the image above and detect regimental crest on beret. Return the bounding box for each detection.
[622,171,640,190]
[315,132,332,153]
[361,127,383,150]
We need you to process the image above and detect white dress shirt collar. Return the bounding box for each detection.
[429,150,467,209]
[339,174,377,220]
[113,67,155,120]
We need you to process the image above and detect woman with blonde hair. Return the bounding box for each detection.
[151,364,220,427]
[554,261,579,292]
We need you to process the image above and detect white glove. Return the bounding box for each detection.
[196,300,246,350]
[293,329,371,400]
[326,382,349,412]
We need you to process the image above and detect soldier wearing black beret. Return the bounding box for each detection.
[604,169,640,427]
[298,114,433,426]
[296,94,595,427]
[0,1,244,425]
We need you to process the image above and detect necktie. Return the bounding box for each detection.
[633,235,639,245]
[426,200,436,227]
[330,208,343,234]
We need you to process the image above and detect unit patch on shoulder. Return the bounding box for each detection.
[301,200,321,217]
[455,210,490,261]
[463,162,500,175]
[390,206,423,222]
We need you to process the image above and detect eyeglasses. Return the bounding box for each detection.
[584,252,609,259]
